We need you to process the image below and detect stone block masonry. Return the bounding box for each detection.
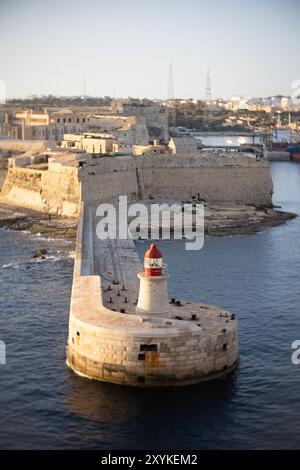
[0,160,80,216]
[80,153,273,207]
[66,204,238,386]
[0,151,273,216]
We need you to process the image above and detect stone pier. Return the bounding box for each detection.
[66,203,238,386]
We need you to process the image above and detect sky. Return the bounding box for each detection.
[0,0,299,100]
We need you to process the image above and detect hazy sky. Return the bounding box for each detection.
[0,0,299,99]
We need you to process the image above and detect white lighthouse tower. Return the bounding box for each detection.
[136,243,170,316]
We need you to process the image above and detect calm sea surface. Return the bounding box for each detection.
[194,134,262,147]
[0,162,300,449]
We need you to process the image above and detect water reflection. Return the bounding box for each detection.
[63,366,238,447]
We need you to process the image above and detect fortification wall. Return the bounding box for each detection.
[80,154,273,207]
[266,151,291,161]
[0,157,8,191]
[80,157,139,203]
[0,164,80,216]
[0,152,273,217]
[121,105,169,142]
[0,170,8,191]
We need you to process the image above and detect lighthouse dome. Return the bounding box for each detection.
[143,243,164,277]
[144,243,162,259]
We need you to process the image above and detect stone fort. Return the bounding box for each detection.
[0,143,274,386]
[0,148,273,217]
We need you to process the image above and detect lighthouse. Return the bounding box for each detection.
[136,243,170,316]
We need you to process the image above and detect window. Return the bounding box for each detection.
[63,118,66,123]
[138,353,145,361]
[57,118,60,123]
[144,258,162,268]
[140,344,158,352]
[69,118,71,123]
[82,118,85,123]
[223,343,227,351]
[76,331,80,337]
[77,118,79,123]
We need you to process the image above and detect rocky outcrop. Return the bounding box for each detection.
[32,248,47,259]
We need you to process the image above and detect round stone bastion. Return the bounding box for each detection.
[66,205,238,387]
[67,277,238,387]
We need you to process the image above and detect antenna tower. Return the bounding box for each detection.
[205,68,211,101]
[167,61,176,127]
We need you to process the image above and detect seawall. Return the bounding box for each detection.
[266,151,291,162]
[0,163,80,216]
[0,152,273,217]
[80,154,273,207]
[0,159,8,191]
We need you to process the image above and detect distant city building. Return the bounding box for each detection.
[61,132,117,154]
[0,107,152,147]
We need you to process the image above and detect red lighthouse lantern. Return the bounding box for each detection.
[144,243,163,277]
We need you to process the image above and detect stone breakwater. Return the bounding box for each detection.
[66,204,238,386]
[0,148,292,386]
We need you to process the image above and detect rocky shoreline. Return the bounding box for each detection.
[203,204,297,235]
[0,202,77,242]
[0,201,296,241]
